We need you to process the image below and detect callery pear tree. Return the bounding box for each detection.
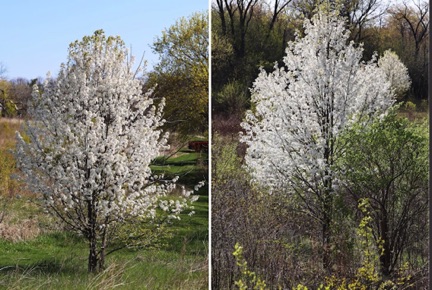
[241,12,400,270]
[378,50,411,100]
[15,30,198,273]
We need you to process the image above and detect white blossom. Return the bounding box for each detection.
[241,12,396,195]
[378,50,411,100]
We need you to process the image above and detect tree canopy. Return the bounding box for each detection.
[338,111,428,277]
[149,12,209,136]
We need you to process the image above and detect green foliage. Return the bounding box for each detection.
[152,12,208,72]
[337,110,428,276]
[233,243,266,290]
[404,100,416,111]
[150,12,208,135]
[0,80,17,118]
[293,285,309,290]
[212,133,245,184]
[3,101,17,117]
[215,80,249,115]
[211,32,234,89]
[355,199,382,286]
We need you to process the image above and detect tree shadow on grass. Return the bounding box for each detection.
[0,256,88,276]
[0,231,89,277]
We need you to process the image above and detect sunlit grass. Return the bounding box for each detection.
[0,200,208,289]
[0,232,207,289]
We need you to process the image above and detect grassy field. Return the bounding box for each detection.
[0,118,208,289]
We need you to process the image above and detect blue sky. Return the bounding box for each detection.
[0,0,208,80]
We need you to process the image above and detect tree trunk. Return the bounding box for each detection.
[379,209,391,277]
[322,201,332,271]
[98,229,107,271]
[88,234,98,273]
[87,199,98,273]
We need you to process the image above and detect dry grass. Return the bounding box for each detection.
[0,118,44,242]
[85,261,128,289]
[0,218,40,242]
[212,114,243,136]
[0,118,22,148]
[0,118,23,124]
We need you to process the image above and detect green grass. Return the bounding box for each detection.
[0,232,207,289]
[0,193,208,289]
[151,149,208,192]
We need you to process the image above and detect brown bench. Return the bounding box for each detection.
[188,141,208,153]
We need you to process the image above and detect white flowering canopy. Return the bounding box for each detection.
[241,12,397,195]
[16,30,196,236]
[378,50,411,100]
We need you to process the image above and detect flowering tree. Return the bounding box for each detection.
[378,50,411,100]
[241,12,400,269]
[15,30,198,273]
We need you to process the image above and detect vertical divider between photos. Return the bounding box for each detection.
[429,0,431,287]
[208,1,212,289]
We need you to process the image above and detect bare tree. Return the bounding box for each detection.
[291,0,387,42]
[214,0,259,58]
[0,62,7,79]
[347,0,388,42]
[384,0,429,98]
[9,78,32,116]
[268,0,293,31]
[390,0,429,58]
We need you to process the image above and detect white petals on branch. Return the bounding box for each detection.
[241,12,400,194]
[15,30,198,237]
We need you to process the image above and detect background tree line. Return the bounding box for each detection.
[0,74,41,118]
[212,0,429,133]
